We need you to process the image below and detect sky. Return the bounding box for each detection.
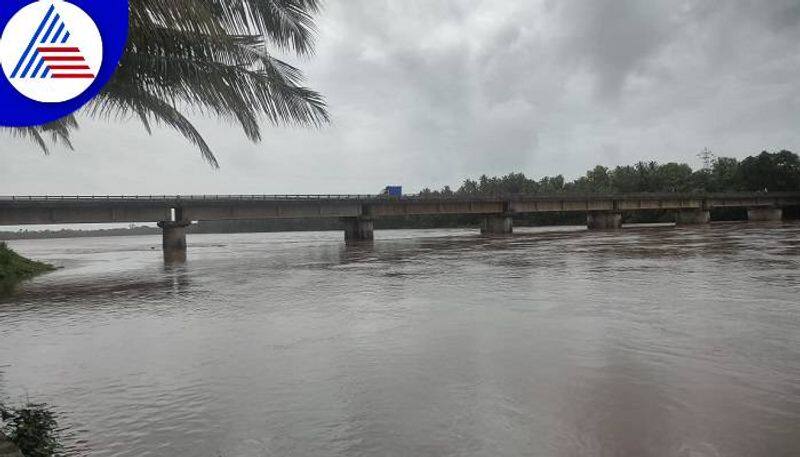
[3,0,800,196]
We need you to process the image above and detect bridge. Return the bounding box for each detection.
[2,193,798,261]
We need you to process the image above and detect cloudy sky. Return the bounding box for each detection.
[3,0,800,195]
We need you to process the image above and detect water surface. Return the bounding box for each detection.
[1,223,799,457]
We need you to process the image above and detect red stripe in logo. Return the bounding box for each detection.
[37,45,93,77]
[37,46,80,52]
[51,73,94,78]
[42,56,85,61]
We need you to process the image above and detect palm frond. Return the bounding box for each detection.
[92,81,219,167]
[6,0,328,166]
[3,116,77,154]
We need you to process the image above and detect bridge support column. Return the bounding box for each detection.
[157,220,191,263]
[343,217,374,243]
[481,215,513,235]
[587,212,622,230]
[747,207,783,222]
[675,209,710,225]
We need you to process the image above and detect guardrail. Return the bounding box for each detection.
[0,194,382,201]
[0,191,798,202]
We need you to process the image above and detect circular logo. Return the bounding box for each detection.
[0,0,127,126]
[0,0,102,103]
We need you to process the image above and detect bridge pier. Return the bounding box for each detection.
[481,214,513,235]
[343,217,374,243]
[157,220,191,263]
[747,207,783,222]
[675,209,710,225]
[587,212,622,230]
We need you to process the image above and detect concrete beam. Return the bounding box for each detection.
[481,215,513,235]
[366,200,505,216]
[343,217,374,243]
[0,204,170,225]
[510,199,614,213]
[616,198,704,211]
[587,212,622,230]
[181,201,362,221]
[675,209,711,225]
[747,207,783,222]
[157,220,191,263]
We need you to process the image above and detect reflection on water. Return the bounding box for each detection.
[1,223,800,457]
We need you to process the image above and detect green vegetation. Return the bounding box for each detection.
[13,0,328,166]
[0,243,55,294]
[0,225,161,241]
[420,150,800,197]
[0,403,62,457]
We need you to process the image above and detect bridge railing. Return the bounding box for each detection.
[1,191,798,203]
[0,194,383,201]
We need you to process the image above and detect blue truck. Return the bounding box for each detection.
[381,186,402,197]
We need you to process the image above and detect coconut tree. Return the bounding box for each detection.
[11,0,328,167]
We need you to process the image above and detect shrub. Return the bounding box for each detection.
[0,243,54,294]
[0,403,62,457]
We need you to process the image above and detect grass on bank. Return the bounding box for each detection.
[0,242,55,293]
[1,402,62,457]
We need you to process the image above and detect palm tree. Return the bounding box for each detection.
[10,0,328,167]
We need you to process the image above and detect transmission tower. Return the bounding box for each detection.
[698,147,715,169]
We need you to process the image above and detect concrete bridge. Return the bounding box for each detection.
[1,193,798,261]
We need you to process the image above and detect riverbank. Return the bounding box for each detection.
[0,242,55,294]
[0,434,22,457]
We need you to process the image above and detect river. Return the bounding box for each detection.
[1,223,799,457]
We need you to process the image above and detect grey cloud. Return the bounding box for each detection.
[555,0,676,99]
[3,0,800,195]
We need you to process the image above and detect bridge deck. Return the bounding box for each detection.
[1,193,799,225]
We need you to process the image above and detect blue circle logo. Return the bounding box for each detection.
[0,0,127,126]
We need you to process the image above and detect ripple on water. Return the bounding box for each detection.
[1,223,800,456]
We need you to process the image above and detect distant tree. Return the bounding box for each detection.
[688,168,712,192]
[457,179,479,196]
[709,157,740,192]
[656,163,694,192]
[736,150,800,191]
[586,165,612,193]
[610,165,639,193]
[538,175,565,193]
[418,149,799,197]
[637,161,660,192]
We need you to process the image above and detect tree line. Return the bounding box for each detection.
[418,150,800,197]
